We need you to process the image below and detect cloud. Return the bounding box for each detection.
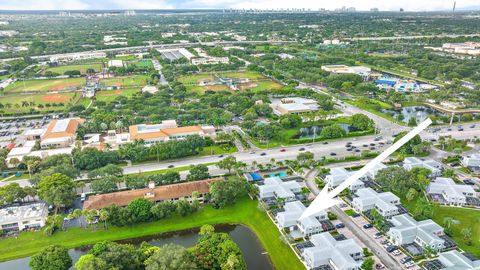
[0,0,478,11]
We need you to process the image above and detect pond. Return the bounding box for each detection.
[298,124,351,139]
[0,225,274,270]
[381,106,447,124]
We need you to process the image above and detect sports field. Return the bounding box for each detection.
[100,75,147,88]
[3,77,85,93]
[44,63,103,75]
[178,71,283,94]
[0,92,83,113]
[95,88,138,102]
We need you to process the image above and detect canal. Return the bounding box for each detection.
[0,225,274,270]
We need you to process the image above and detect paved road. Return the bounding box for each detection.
[304,173,403,270]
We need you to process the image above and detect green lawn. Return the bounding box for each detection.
[100,75,147,88]
[45,64,103,75]
[178,71,282,94]
[95,88,139,102]
[197,145,238,156]
[3,77,85,93]
[0,198,305,270]
[344,209,355,216]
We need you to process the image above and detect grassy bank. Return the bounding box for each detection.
[0,198,305,270]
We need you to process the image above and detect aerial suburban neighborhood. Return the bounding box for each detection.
[0,2,479,270]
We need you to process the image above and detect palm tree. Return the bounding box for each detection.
[422,245,435,258]
[99,209,109,230]
[250,160,258,171]
[443,217,453,235]
[72,209,83,227]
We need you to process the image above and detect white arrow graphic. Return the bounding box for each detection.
[300,118,432,220]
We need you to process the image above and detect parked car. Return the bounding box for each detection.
[299,147,305,151]
[322,141,328,145]
[352,213,360,218]
[405,261,416,268]
[400,257,412,264]
[335,223,345,229]
[330,152,337,156]
[280,149,286,152]
[374,233,382,239]
[386,245,398,253]
[380,240,390,245]
[80,193,86,202]
[464,179,475,185]
[363,223,373,229]
[260,152,267,156]
[168,165,175,168]
[392,250,402,256]
[375,263,385,269]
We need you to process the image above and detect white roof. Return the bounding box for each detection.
[7,146,33,157]
[257,177,301,199]
[427,177,475,198]
[302,232,363,269]
[389,214,444,246]
[24,128,45,136]
[353,187,399,213]
[437,250,480,269]
[0,203,47,224]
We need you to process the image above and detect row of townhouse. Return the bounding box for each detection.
[427,177,477,206]
[257,176,365,269]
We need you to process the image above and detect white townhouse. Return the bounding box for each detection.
[0,203,48,233]
[462,153,480,173]
[426,250,480,270]
[403,157,443,177]
[324,167,368,192]
[275,200,328,238]
[351,188,401,219]
[302,232,363,270]
[388,214,446,251]
[257,177,302,202]
[427,177,476,206]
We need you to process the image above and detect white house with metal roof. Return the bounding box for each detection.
[257,177,301,202]
[302,232,363,270]
[403,157,443,177]
[324,167,367,192]
[462,153,480,173]
[366,163,388,179]
[427,177,476,206]
[428,250,480,270]
[351,188,401,219]
[275,200,328,238]
[388,214,445,251]
[0,203,48,233]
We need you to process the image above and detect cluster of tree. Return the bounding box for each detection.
[119,135,206,163]
[375,166,431,196]
[393,131,431,156]
[31,224,246,270]
[108,64,154,76]
[104,198,199,227]
[73,148,121,171]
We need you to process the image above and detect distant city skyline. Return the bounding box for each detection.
[0,0,479,12]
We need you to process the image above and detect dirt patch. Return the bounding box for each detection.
[50,83,80,91]
[98,90,122,97]
[41,94,71,102]
[204,85,229,91]
[238,82,258,90]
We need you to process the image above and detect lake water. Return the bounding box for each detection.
[0,225,274,270]
[381,106,447,124]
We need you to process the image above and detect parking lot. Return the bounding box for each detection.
[348,211,422,270]
[0,114,69,146]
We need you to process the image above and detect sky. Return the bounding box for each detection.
[0,0,478,12]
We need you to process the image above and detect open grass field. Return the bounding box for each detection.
[128,59,153,69]
[100,75,147,88]
[178,71,283,94]
[44,63,103,75]
[0,92,83,113]
[0,198,304,270]
[95,88,139,102]
[3,77,85,93]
